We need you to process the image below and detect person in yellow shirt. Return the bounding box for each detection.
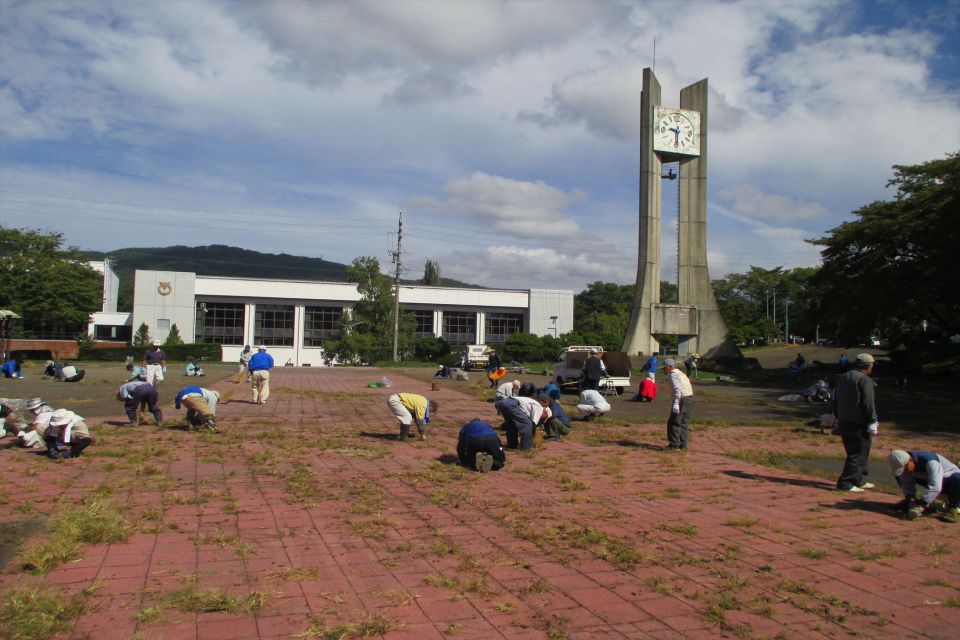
[386,393,439,441]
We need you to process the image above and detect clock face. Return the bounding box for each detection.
[653,107,700,156]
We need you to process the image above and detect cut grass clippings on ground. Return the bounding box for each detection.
[22,501,134,574]
[295,614,397,639]
[0,581,101,640]
[135,587,269,624]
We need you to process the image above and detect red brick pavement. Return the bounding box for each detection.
[1,367,958,639]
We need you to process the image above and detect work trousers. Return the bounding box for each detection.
[667,396,694,449]
[251,370,270,403]
[126,386,162,424]
[836,425,872,490]
[497,397,534,450]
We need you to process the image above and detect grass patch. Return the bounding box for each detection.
[724,517,758,528]
[136,587,268,622]
[520,578,554,595]
[0,582,101,640]
[23,501,134,574]
[839,544,905,562]
[269,566,322,582]
[556,525,647,568]
[658,521,699,537]
[295,614,397,639]
[798,548,829,560]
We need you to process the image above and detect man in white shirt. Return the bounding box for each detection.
[664,359,695,450]
[577,389,611,420]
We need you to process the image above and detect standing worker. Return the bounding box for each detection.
[485,348,502,388]
[664,359,695,450]
[238,345,253,383]
[834,353,878,492]
[581,348,606,391]
[249,345,274,404]
[684,353,700,380]
[143,339,167,387]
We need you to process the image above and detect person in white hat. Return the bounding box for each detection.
[248,345,274,404]
[142,339,167,387]
[888,450,960,523]
[44,408,92,460]
[834,353,878,492]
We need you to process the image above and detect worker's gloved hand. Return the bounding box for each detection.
[867,422,879,435]
[671,403,680,415]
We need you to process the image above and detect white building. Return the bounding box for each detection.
[92,269,573,365]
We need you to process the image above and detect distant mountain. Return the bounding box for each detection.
[82,244,481,311]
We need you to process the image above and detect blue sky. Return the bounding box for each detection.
[1,0,958,291]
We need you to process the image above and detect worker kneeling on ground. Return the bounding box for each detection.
[175,386,220,433]
[577,389,610,421]
[45,408,92,460]
[457,419,506,472]
[889,450,960,523]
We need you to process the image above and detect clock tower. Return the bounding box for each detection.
[621,68,741,361]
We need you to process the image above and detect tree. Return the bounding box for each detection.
[810,153,960,347]
[133,323,151,347]
[327,256,416,362]
[165,324,185,346]
[422,260,441,286]
[0,227,102,337]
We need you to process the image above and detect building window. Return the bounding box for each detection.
[485,313,524,344]
[442,311,476,345]
[254,304,295,347]
[304,306,342,346]
[413,310,433,339]
[195,302,245,345]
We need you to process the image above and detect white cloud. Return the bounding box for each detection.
[412,172,585,239]
[718,186,829,223]
[440,243,633,290]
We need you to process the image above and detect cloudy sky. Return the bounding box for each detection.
[1,0,958,292]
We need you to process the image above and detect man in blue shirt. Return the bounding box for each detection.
[175,386,220,432]
[248,345,275,404]
[457,419,505,472]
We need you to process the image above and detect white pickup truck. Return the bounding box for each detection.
[553,346,631,395]
[461,344,490,370]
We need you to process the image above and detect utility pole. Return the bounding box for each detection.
[390,212,403,362]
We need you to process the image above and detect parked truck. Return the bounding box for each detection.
[461,344,490,370]
[553,346,631,395]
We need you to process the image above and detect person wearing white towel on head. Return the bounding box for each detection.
[577,388,610,421]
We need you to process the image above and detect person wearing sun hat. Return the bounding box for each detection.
[834,353,879,492]
[44,408,92,460]
[142,339,167,387]
[888,449,960,523]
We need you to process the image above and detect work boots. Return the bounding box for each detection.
[398,424,412,441]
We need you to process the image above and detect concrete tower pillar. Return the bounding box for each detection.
[622,68,662,357]
[678,79,740,358]
[622,69,741,361]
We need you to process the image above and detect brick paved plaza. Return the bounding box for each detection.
[1,367,958,639]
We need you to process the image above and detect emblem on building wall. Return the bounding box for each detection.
[157,282,172,296]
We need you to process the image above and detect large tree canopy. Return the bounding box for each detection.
[0,227,102,336]
[811,153,960,344]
